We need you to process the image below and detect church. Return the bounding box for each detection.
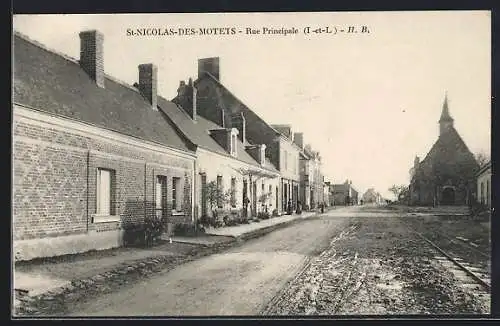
[409,95,479,206]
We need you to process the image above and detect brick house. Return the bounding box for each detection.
[172,57,302,216]
[409,95,479,206]
[330,180,359,206]
[163,65,280,221]
[13,30,196,261]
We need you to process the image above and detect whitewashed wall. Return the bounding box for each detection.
[195,147,280,218]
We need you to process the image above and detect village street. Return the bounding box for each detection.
[60,205,490,317]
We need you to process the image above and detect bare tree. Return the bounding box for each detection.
[388,184,409,201]
[475,151,490,167]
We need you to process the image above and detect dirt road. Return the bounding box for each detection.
[66,208,354,316]
[64,205,490,316]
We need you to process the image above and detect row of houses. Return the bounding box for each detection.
[13,29,327,261]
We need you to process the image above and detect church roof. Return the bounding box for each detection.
[416,126,478,179]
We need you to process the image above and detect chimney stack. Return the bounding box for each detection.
[198,57,220,81]
[231,112,246,143]
[176,78,197,120]
[79,30,105,88]
[293,132,304,149]
[138,63,158,110]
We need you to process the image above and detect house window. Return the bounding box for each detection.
[269,185,273,206]
[155,175,168,219]
[284,150,288,170]
[230,177,236,207]
[172,177,182,212]
[96,168,116,218]
[231,134,237,156]
[217,175,223,208]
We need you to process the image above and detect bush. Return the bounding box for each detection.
[198,215,215,228]
[272,209,279,217]
[258,211,271,219]
[144,216,165,246]
[123,216,165,247]
[174,223,200,237]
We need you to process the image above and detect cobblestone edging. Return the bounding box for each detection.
[14,241,234,317]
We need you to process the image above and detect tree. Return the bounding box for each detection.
[203,181,230,219]
[388,184,409,201]
[475,151,490,167]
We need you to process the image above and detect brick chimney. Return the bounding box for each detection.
[176,78,197,120]
[293,132,304,149]
[198,57,220,80]
[79,30,105,88]
[231,112,246,143]
[138,63,158,110]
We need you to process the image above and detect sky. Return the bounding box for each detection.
[13,12,491,199]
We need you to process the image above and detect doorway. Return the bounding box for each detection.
[441,187,455,205]
[200,174,207,216]
[252,181,257,216]
[275,186,279,211]
[242,179,248,218]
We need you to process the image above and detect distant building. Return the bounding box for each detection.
[297,141,324,210]
[330,180,359,206]
[476,161,491,209]
[362,188,383,204]
[409,95,479,206]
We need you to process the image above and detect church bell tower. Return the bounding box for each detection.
[439,92,454,136]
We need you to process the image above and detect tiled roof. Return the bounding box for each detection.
[13,32,194,153]
[158,97,278,173]
[194,72,306,165]
[196,73,283,143]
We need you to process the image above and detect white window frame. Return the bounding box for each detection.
[231,134,237,156]
[94,168,119,223]
[172,176,183,214]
